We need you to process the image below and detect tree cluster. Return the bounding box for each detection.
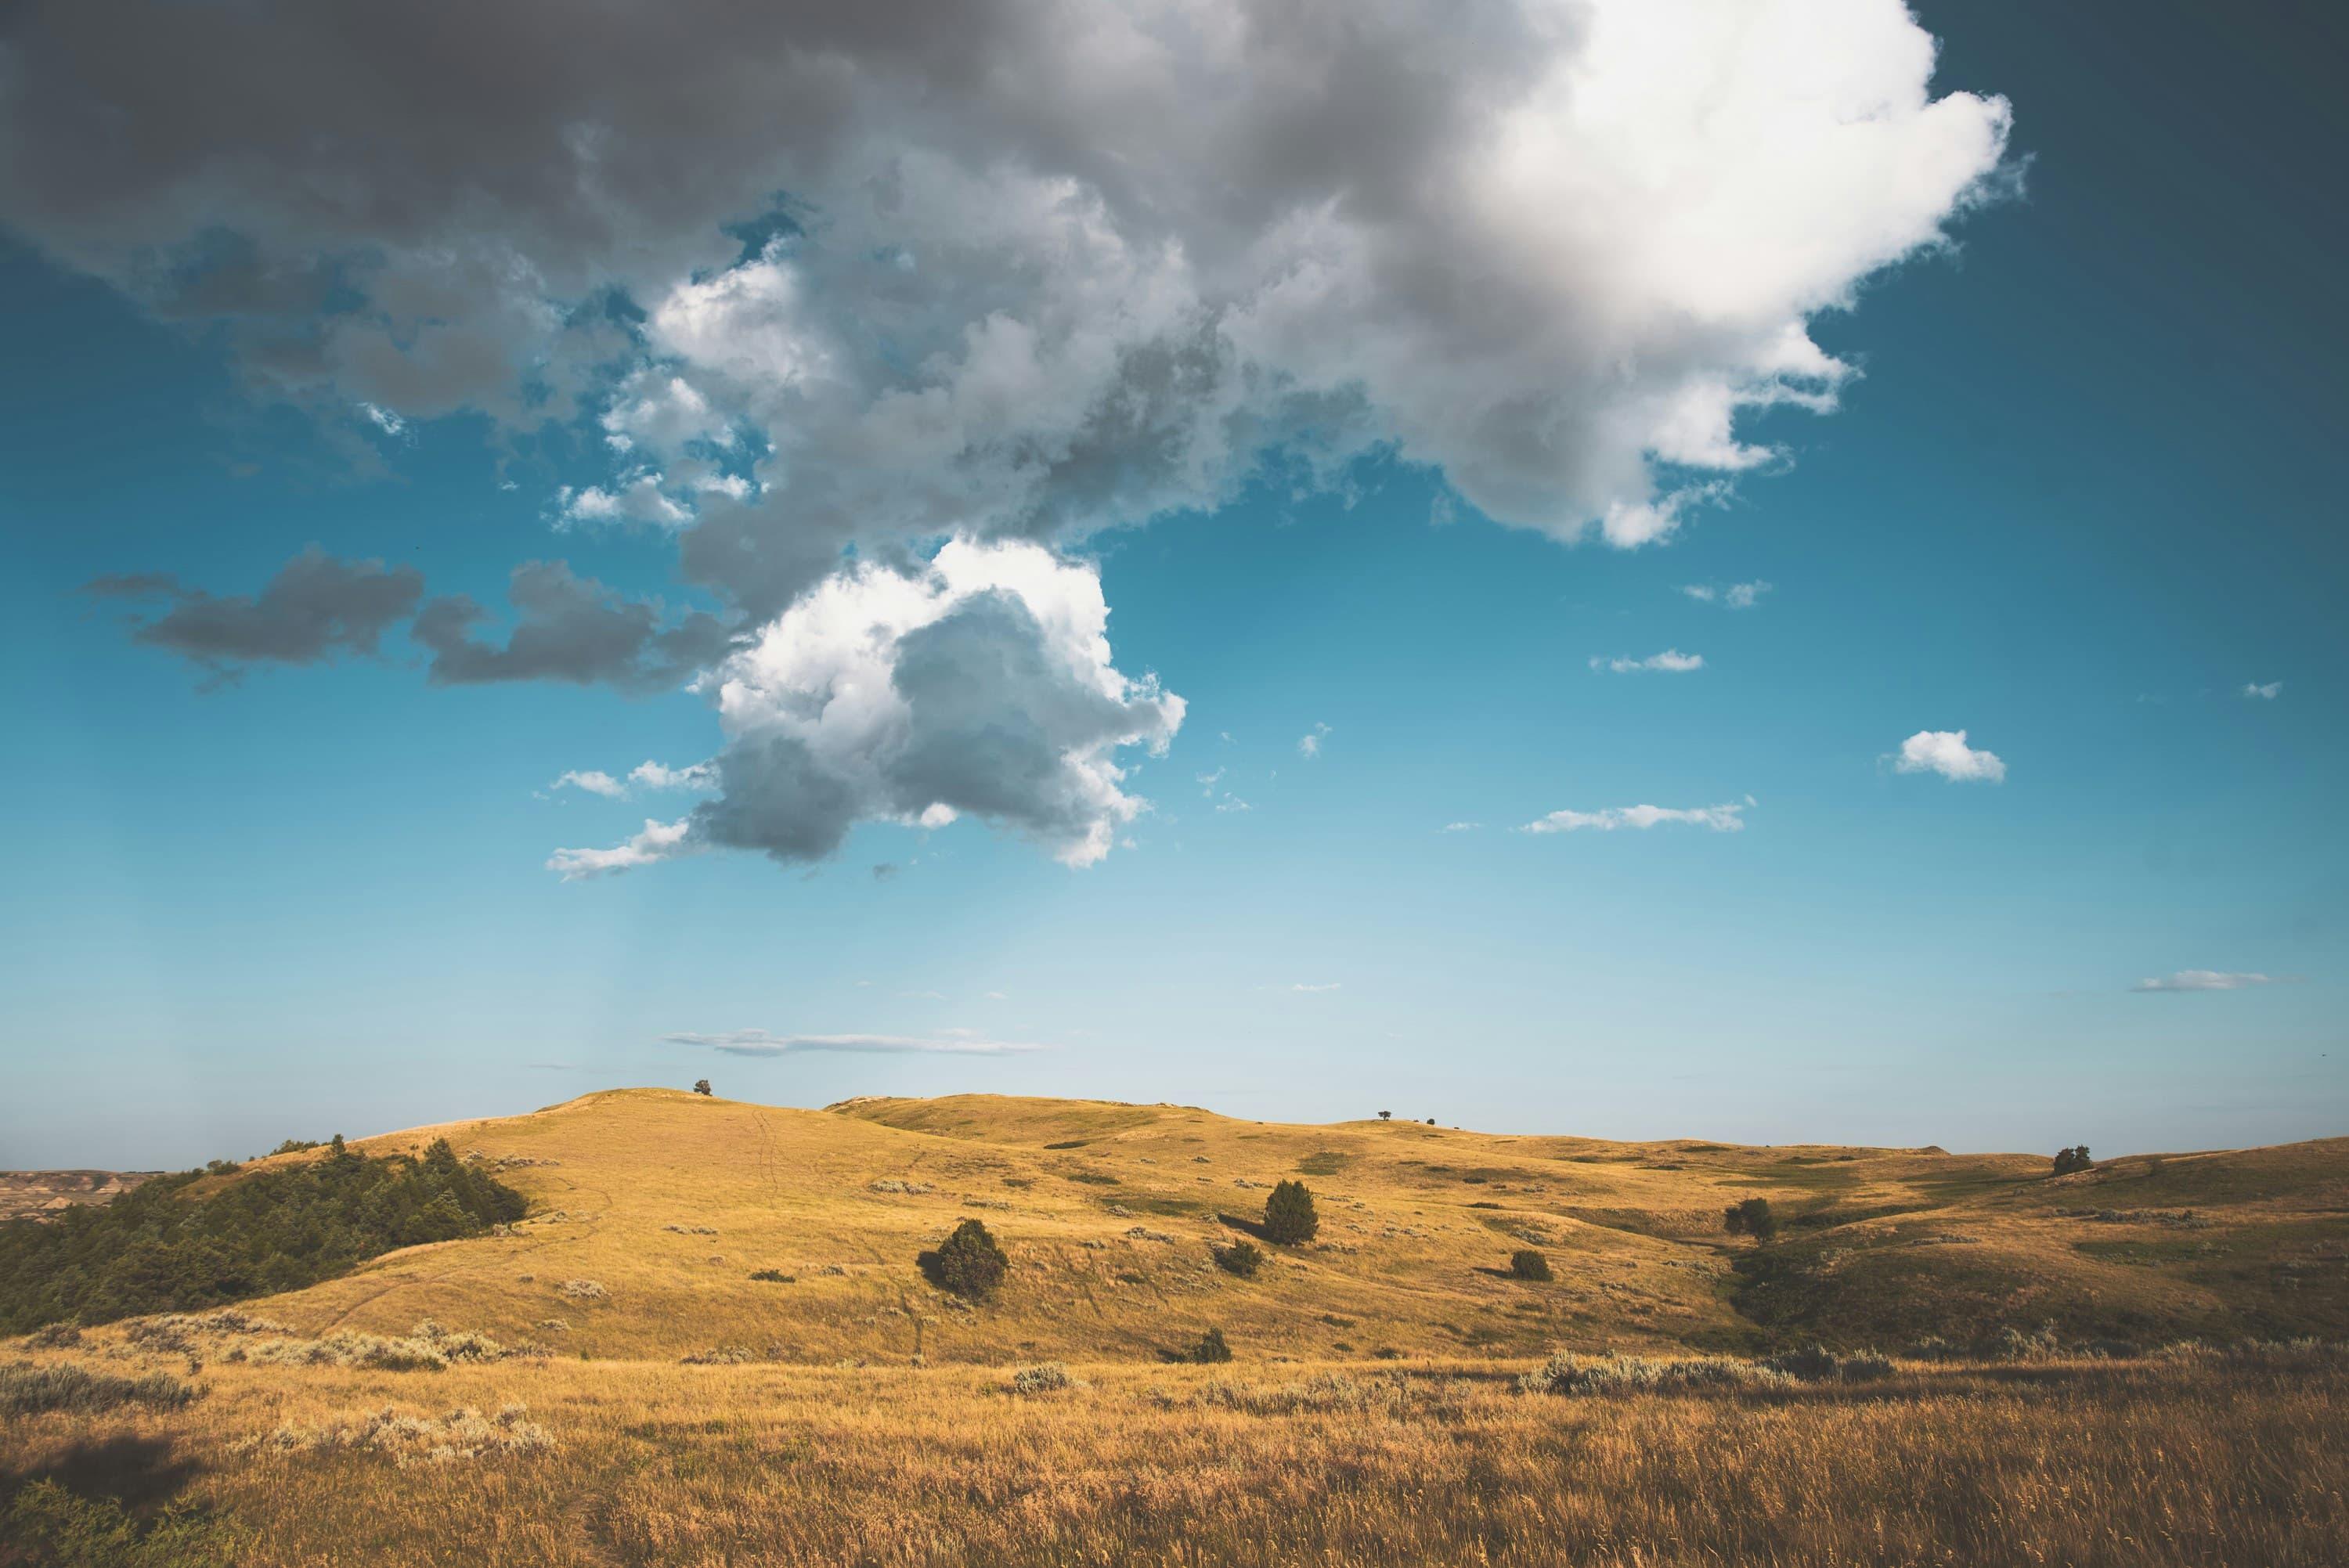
[0,1139,526,1334]
[2051,1144,2094,1175]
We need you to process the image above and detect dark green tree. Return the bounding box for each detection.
[918,1218,1009,1299]
[2051,1144,2093,1175]
[1509,1249,1553,1281]
[1188,1327,1232,1364]
[1262,1179,1319,1245]
[1213,1240,1265,1278]
[1723,1197,1777,1244]
[692,1079,713,1097]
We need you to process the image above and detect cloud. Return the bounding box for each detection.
[1290,982,1341,993]
[552,539,1181,876]
[413,561,735,693]
[546,817,694,881]
[1442,821,1484,833]
[2243,681,2282,701]
[85,546,424,682]
[628,759,714,791]
[1196,768,1225,795]
[1893,729,2007,782]
[1521,802,1748,834]
[1297,723,1332,759]
[662,1029,1041,1056]
[549,770,627,799]
[1590,649,1705,673]
[1681,581,1772,607]
[2130,970,2279,993]
[1214,796,1253,814]
[36,0,2012,869]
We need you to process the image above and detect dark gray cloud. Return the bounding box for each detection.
[85,546,423,682]
[413,561,736,694]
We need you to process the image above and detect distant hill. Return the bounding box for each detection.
[0,1169,159,1224]
[96,1087,2339,1363]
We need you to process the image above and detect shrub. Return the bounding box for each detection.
[1517,1351,1792,1396]
[1,1481,241,1568]
[1263,1180,1319,1245]
[238,1402,554,1466]
[749,1269,796,1283]
[1213,1241,1265,1279]
[1723,1197,1777,1243]
[692,1079,713,1096]
[1509,1249,1553,1281]
[1009,1362,1077,1395]
[680,1345,756,1364]
[918,1219,1009,1299]
[2052,1144,2093,1175]
[558,1278,608,1302]
[1187,1327,1233,1364]
[1760,1344,1896,1383]
[0,1361,200,1416]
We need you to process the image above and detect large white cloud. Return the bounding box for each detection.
[11,0,2012,872]
[552,539,1182,873]
[1893,729,2007,782]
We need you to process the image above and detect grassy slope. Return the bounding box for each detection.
[206,1088,2347,1362]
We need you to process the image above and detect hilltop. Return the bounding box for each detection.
[186,1087,2346,1362]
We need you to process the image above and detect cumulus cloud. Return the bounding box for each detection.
[2243,681,2282,701]
[1893,729,2007,782]
[28,0,2013,869]
[554,539,1182,875]
[662,1029,1041,1055]
[413,561,735,693]
[629,759,714,791]
[2130,970,2279,993]
[1521,802,1748,833]
[1590,649,1705,673]
[85,546,424,683]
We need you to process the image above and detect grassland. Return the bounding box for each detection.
[2,1087,2344,1565]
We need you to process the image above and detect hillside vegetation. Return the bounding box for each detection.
[2,1089,2342,1566]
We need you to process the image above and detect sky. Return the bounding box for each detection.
[2,0,2342,1169]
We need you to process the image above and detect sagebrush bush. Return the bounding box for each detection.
[1517,1351,1795,1397]
[240,1402,555,1467]
[1214,1241,1265,1278]
[1188,1327,1234,1364]
[1509,1249,1552,1281]
[0,1361,200,1416]
[1009,1362,1077,1395]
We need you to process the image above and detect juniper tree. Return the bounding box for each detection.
[1263,1180,1319,1245]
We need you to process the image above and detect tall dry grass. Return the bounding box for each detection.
[3,1350,2342,1566]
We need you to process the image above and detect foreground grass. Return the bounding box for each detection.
[4,1351,2342,1566]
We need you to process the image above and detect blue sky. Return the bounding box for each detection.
[1,0,2341,1167]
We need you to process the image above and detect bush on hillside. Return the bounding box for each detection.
[1214,1240,1265,1279]
[1510,1249,1553,1281]
[1187,1327,1233,1364]
[1263,1180,1319,1245]
[2052,1144,2093,1175]
[0,1139,527,1335]
[1723,1198,1777,1244]
[692,1079,713,1096]
[918,1219,1009,1299]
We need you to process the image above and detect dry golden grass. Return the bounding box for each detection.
[5,1089,2344,1564]
[3,1346,2344,1565]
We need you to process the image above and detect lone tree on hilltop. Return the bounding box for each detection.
[1263,1179,1319,1245]
[1378,1110,1393,1120]
[918,1218,1010,1299]
[1723,1197,1777,1245]
[692,1079,713,1096]
[1510,1249,1553,1281]
[2051,1144,2093,1175]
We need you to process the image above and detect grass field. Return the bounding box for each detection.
[3,1088,2344,1565]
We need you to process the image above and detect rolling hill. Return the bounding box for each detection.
[190,1087,2347,1361]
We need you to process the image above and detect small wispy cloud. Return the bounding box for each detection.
[1290,982,1342,993]
[550,769,628,799]
[2130,970,2280,993]
[1892,730,2006,783]
[1441,821,1482,833]
[1214,796,1253,813]
[358,402,407,438]
[1297,721,1332,759]
[547,816,695,880]
[1680,580,1771,608]
[1590,649,1704,674]
[663,1029,1043,1055]
[2243,681,2282,701]
[1521,801,1748,834]
[1196,767,1225,795]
